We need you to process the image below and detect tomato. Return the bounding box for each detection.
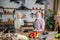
[29,31,38,38]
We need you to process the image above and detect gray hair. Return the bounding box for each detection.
[35,11,43,18]
[35,11,42,15]
[14,12,23,19]
[17,12,23,16]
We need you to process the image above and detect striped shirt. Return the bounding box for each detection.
[33,17,45,32]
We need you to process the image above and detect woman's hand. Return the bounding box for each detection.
[16,28,20,30]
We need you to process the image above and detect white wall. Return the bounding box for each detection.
[0,0,45,22]
[47,0,54,10]
[0,0,19,8]
[0,0,54,22]
[0,0,45,8]
[57,0,60,15]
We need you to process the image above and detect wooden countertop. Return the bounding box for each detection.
[46,32,60,40]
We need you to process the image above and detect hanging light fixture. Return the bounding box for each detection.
[10,0,25,4]
[35,0,49,5]
[15,0,30,10]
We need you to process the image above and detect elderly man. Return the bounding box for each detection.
[14,12,24,33]
[33,11,45,32]
[33,11,48,40]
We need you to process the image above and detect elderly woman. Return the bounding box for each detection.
[14,12,24,33]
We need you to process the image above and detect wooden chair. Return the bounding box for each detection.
[54,15,60,31]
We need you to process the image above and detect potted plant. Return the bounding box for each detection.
[46,9,55,31]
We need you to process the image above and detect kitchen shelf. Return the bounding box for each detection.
[0,6,44,10]
[3,14,13,15]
